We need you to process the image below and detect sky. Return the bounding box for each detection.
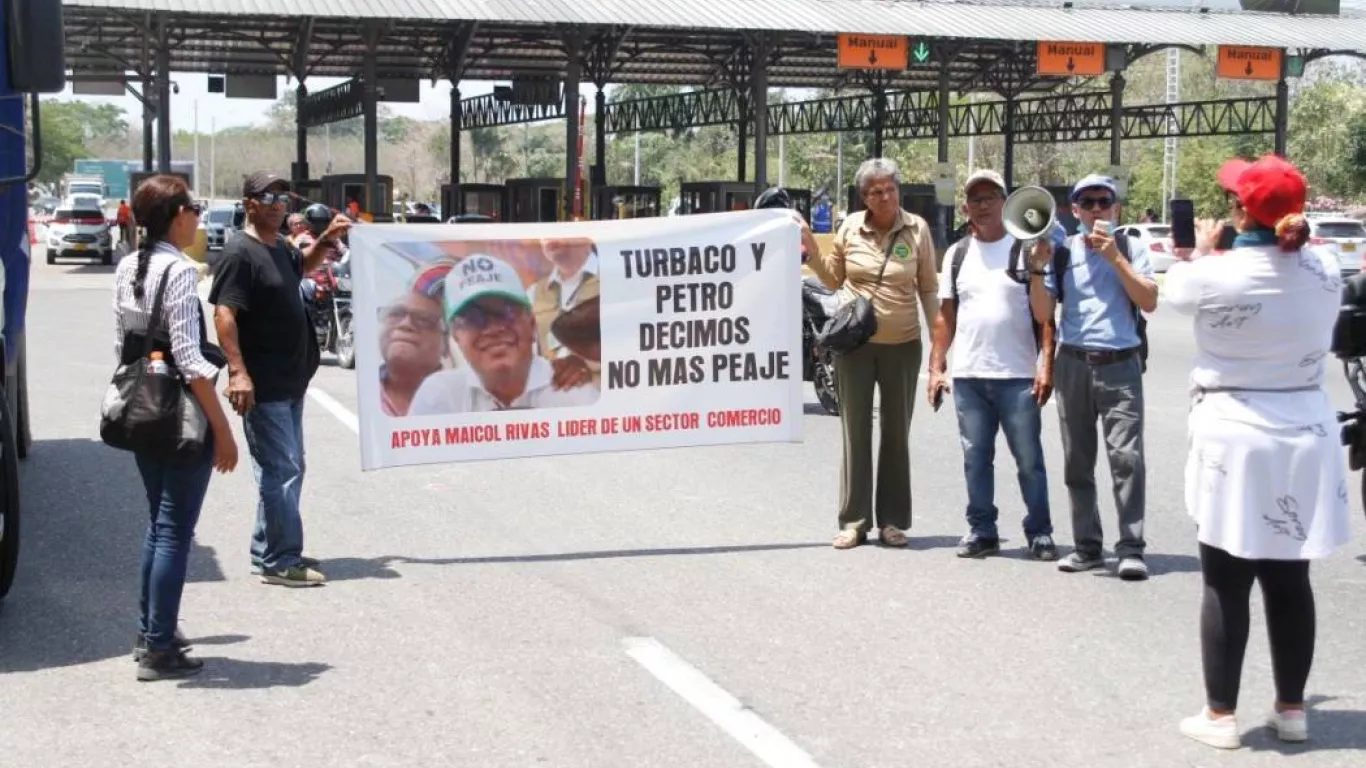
[48,75,498,134]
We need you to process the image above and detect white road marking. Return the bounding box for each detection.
[623,637,823,768]
[307,387,359,434]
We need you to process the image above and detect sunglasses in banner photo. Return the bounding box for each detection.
[360,234,605,420]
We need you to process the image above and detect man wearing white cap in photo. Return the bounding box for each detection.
[408,253,600,414]
[928,169,1059,562]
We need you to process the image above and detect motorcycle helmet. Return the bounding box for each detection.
[303,203,334,237]
[754,187,792,210]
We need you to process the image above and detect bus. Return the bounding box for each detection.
[1,1,68,599]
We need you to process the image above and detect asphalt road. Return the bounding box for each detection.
[2,249,1365,768]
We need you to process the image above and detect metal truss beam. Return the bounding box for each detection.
[298,77,364,128]
[460,89,568,129]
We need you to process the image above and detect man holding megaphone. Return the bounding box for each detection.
[1027,173,1159,582]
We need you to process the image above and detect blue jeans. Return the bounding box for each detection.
[952,377,1052,540]
[243,398,307,571]
[136,443,214,650]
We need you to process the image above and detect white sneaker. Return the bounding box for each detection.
[1180,708,1241,749]
[1267,708,1308,742]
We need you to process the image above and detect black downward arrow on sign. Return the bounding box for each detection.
[1245,60,1254,76]
[1066,56,1076,72]
[869,49,878,65]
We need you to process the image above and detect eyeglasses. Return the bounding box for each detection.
[252,192,290,206]
[179,200,203,216]
[1078,197,1114,211]
[451,301,525,332]
[864,186,897,200]
[380,304,443,332]
[966,195,1003,207]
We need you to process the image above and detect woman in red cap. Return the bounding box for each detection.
[1164,154,1351,750]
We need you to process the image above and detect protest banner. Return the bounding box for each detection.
[350,209,804,470]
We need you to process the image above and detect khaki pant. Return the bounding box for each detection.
[834,339,923,533]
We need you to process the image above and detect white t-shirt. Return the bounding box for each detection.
[936,235,1038,380]
[408,356,600,414]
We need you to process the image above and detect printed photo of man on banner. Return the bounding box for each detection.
[350,210,805,470]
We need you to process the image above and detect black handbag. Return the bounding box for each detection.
[816,232,897,355]
[100,268,211,462]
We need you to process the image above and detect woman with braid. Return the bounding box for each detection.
[112,174,239,682]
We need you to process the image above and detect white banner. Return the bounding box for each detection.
[350,210,804,470]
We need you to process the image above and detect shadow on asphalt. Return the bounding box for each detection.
[176,658,332,690]
[0,439,230,674]
[393,542,832,567]
[802,403,838,416]
[1243,695,1366,753]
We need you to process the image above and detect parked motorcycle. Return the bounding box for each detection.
[1332,271,1366,515]
[801,275,839,416]
[303,258,355,369]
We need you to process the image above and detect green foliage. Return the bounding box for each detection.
[33,101,130,186]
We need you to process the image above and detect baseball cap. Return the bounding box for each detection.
[242,171,290,198]
[1217,154,1306,229]
[442,254,531,320]
[963,169,1006,196]
[1070,173,1118,202]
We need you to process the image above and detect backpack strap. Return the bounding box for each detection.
[948,238,970,302]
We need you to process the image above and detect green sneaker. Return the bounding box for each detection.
[260,565,327,588]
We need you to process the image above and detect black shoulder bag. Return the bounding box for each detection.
[101,268,211,462]
[817,232,897,355]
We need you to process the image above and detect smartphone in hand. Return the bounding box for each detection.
[932,384,946,412]
[1170,199,1196,249]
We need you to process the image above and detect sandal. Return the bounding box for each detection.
[832,530,866,549]
[879,526,909,548]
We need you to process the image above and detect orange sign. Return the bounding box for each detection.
[1217,46,1283,81]
[1035,41,1106,76]
[837,34,908,71]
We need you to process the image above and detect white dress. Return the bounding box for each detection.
[1163,244,1352,560]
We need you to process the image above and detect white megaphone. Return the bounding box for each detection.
[1002,185,1057,245]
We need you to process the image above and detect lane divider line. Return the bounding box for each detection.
[307,387,359,434]
[623,636,823,768]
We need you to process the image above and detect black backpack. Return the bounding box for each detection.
[1332,271,1366,360]
[947,236,1052,352]
[1050,230,1149,372]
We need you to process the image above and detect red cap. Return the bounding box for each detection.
[1216,154,1307,229]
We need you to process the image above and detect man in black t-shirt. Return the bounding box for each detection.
[210,171,351,587]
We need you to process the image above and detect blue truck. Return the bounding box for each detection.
[0,1,68,598]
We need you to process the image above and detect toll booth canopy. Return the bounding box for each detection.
[679,182,755,215]
[507,177,566,223]
[593,186,661,220]
[443,183,508,221]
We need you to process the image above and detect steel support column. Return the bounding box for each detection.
[450,86,462,212]
[751,35,770,190]
[1274,77,1289,156]
[936,68,951,249]
[871,87,886,158]
[737,95,748,181]
[154,19,171,173]
[564,35,583,220]
[1109,72,1124,168]
[594,87,607,186]
[362,25,380,216]
[295,83,309,181]
[1003,96,1017,190]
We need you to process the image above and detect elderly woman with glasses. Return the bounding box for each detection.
[801,158,940,549]
[378,262,452,417]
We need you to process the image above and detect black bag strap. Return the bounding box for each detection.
[948,238,969,301]
[139,263,175,360]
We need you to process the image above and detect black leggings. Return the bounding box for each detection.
[1199,543,1316,711]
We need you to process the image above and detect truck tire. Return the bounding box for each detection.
[0,390,21,599]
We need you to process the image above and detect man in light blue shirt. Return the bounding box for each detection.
[1028,174,1159,581]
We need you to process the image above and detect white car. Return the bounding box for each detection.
[45,199,113,266]
[1116,223,1176,272]
[1309,217,1365,277]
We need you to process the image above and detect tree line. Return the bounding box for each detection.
[35,51,1366,220]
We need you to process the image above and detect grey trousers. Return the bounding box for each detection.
[1053,349,1147,558]
[833,339,922,533]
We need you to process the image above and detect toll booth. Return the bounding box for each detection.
[1044,185,1080,236]
[320,173,394,222]
[784,187,812,222]
[442,183,508,221]
[679,182,754,214]
[289,179,324,213]
[846,183,956,251]
[592,186,662,220]
[507,177,567,223]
